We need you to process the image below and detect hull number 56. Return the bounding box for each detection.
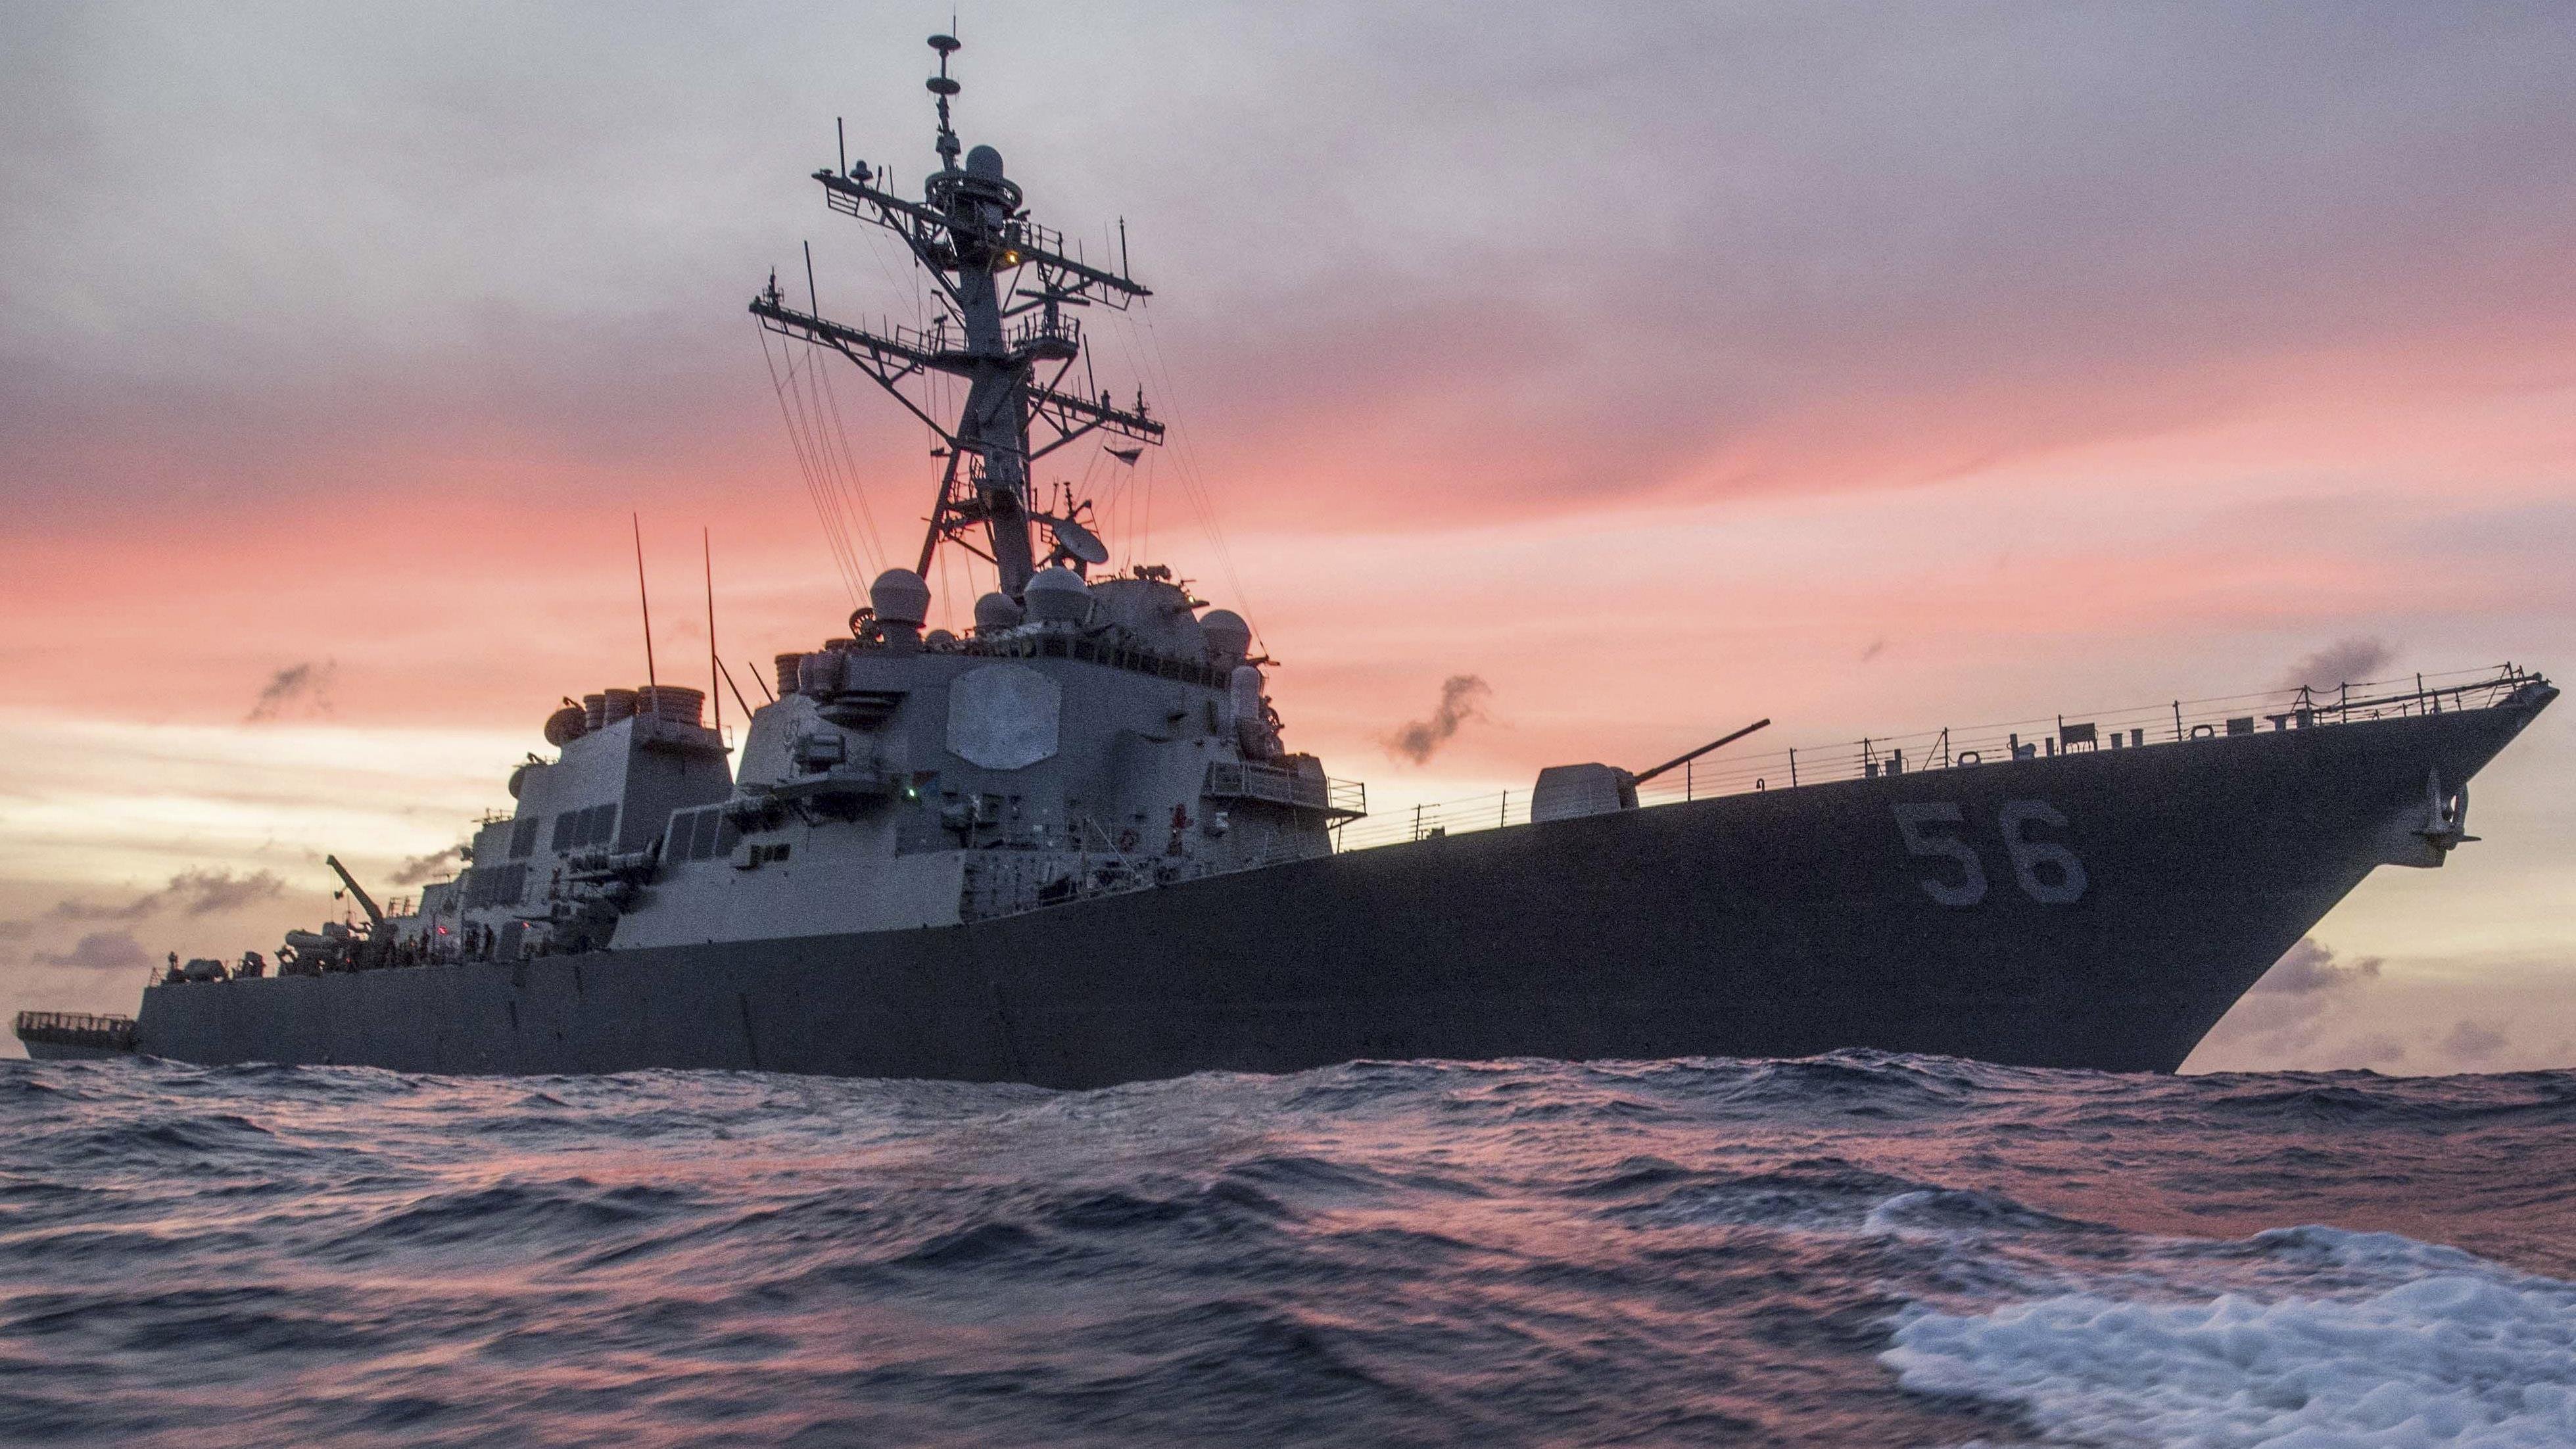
[1892,801,2087,906]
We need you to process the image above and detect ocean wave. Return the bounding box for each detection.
[0,1054,2568,1446]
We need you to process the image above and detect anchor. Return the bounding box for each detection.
[2379,767,2478,868]
[2418,768,2477,854]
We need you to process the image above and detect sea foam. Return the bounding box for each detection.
[1884,1235,2576,1448]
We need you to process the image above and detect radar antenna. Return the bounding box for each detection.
[751,32,1165,598]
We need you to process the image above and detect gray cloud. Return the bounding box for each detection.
[32,930,151,972]
[1387,675,1492,765]
[6,870,286,985]
[246,661,337,723]
[7,3,2576,532]
[13,868,286,931]
[2189,936,2385,1065]
[2439,1019,2510,1066]
[2252,936,2383,995]
[389,845,465,887]
[2280,638,2393,694]
[2187,943,2570,1074]
[162,868,287,916]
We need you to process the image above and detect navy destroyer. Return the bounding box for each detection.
[19,37,2557,1081]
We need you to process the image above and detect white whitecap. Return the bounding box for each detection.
[1883,1245,2576,1448]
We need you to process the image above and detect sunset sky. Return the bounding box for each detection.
[5,2,2572,1070]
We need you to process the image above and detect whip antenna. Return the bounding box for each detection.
[703,527,722,734]
[632,513,658,691]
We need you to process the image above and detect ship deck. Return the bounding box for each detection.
[1333,663,2548,851]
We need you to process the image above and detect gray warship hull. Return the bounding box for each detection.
[19,1041,133,1063]
[124,694,2548,1085]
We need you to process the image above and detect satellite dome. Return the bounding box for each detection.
[869,568,932,627]
[965,144,1005,180]
[1022,566,1091,625]
[973,591,1024,632]
[543,705,588,748]
[1201,609,1252,665]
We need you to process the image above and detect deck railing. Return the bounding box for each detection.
[1205,761,1368,819]
[1331,663,2548,853]
[13,1011,139,1049]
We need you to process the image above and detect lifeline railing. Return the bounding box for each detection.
[1330,663,2548,853]
[1204,761,1369,819]
[12,1011,139,1047]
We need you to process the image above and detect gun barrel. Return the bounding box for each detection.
[1631,719,1771,786]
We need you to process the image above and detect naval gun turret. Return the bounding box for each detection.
[1531,719,1771,823]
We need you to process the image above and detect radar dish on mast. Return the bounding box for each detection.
[1049,517,1110,567]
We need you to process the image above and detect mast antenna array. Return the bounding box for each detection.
[751,33,1165,598]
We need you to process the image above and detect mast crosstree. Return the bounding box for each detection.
[752,33,1164,599]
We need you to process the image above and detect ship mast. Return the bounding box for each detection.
[752,33,1164,599]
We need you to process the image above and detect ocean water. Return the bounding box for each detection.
[2,1055,2570,1448]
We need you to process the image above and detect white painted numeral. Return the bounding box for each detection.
[1893,802,1988,907]
[1892,800,2088,905]
[1998,799,2088,904]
